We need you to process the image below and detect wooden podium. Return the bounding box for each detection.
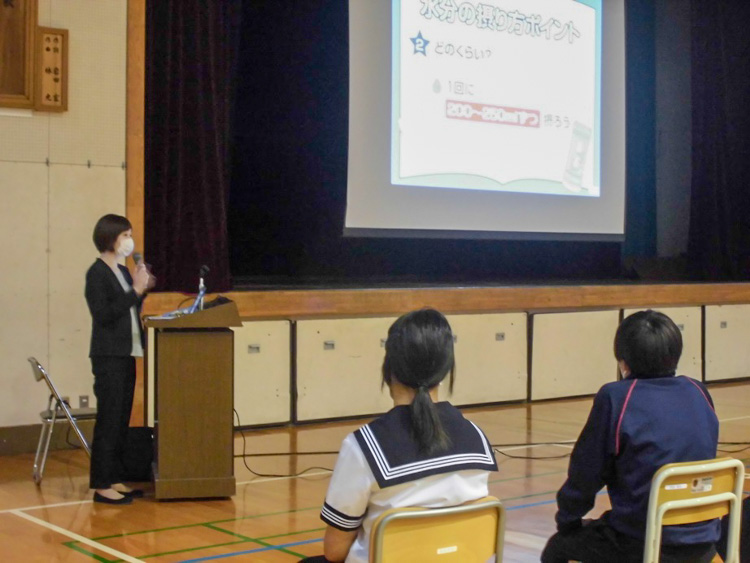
[145,301,242,500]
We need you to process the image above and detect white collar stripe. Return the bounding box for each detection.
[358,422,495,481]
[360,424,391,476]
[321,503,363,530]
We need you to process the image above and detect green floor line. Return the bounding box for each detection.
[200,525,305,559]
[489,469,567,484]
[88,505,322,541]
[127,539,248,561]
[63,541,114,563]
[500,490,558,503]
[203,523,257,542]
[173,523,305,558]
[257,526,327,541]
[50,451,748,562]
[246,536,304,558]
[86,468,566,543]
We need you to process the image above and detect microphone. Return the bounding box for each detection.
[133,252,143,266]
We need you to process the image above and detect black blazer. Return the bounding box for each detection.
[85,258,145,357]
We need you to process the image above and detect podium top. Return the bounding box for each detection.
[144,301,242,329]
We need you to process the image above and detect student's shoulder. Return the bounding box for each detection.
[673,375,714,401]
[595,378,638,402]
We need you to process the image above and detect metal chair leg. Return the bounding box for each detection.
[33,397,57,485]
[33,419,51,485]
[57,398,91,456]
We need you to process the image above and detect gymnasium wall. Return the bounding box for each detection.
[145,304,748,427]
[0,0,127,429]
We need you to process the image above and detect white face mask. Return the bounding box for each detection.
[117,237,135,258]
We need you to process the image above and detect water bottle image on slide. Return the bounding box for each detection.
[563,122,592,193]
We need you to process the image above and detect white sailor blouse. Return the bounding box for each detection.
[320,402,498,563]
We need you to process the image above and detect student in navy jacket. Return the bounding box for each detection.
[542,310,719,563]
[85,214,154,504]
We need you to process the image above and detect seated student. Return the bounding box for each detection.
[541,310,720,563]
[301,309,498,563]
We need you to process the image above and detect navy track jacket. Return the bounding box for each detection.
[556,373,720,545]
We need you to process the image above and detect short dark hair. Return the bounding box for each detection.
[382,308,455,454]
[614,310,682,376]
[92,214,131,253]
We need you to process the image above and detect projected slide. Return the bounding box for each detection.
[393,0,601,197]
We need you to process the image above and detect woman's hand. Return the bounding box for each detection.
[143,263,157,291]
[133,264,152,295]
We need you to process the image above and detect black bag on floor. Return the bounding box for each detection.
[121,426,154,482]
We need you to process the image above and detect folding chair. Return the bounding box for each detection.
[369,495,505,562]
[644,457,745,563]
[28,357,97,485]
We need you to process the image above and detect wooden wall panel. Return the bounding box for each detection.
[531,310,620,400]
[142,284,750,321]
[705,305,750,382]
[0,0,37,108]
[296,318,396,421]
[233,321,291,426]
[0,108,49,163]
[443,313,527,406]
[146,326,155,426]
[0,162,50,425]
[48,164,126,409]
[48,0,126,166]
[126,0,145,253]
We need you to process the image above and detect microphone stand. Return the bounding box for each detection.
[197,276,206,311]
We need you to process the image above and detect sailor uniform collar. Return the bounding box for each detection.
[353,402,497,488]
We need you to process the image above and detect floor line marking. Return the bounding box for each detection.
[236,470,331,486]
[719,415,750,423]
[9,509,144,563]
[494,443,573,453]
[176,492,609,561]
[178,537,323,562]
[0,499,92,514]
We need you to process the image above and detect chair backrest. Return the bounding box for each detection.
[369,496,505,563]
[28,357,62,399]
[644,457,744,563]
[29,356,45,383]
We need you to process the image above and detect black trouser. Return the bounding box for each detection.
[89,356,136,490]
[717,497,750,562]
[541,519,716,563]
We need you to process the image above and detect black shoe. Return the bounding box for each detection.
[94,491,133,505]
[121,489,144,499]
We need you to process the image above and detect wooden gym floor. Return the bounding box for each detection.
[1,381,748,562]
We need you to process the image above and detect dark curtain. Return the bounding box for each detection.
[688,1,750,280]
[145,0,242,292]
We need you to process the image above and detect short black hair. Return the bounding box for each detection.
[614,310,682,376]
[92,214,131,253]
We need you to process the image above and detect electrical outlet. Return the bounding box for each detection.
[79,395,89,408]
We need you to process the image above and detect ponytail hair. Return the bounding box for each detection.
[382,309,455,455]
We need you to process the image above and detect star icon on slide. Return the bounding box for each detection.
[410,31,429,56]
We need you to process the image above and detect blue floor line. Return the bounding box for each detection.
[179,490,621,561]
[179,537,322,562]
